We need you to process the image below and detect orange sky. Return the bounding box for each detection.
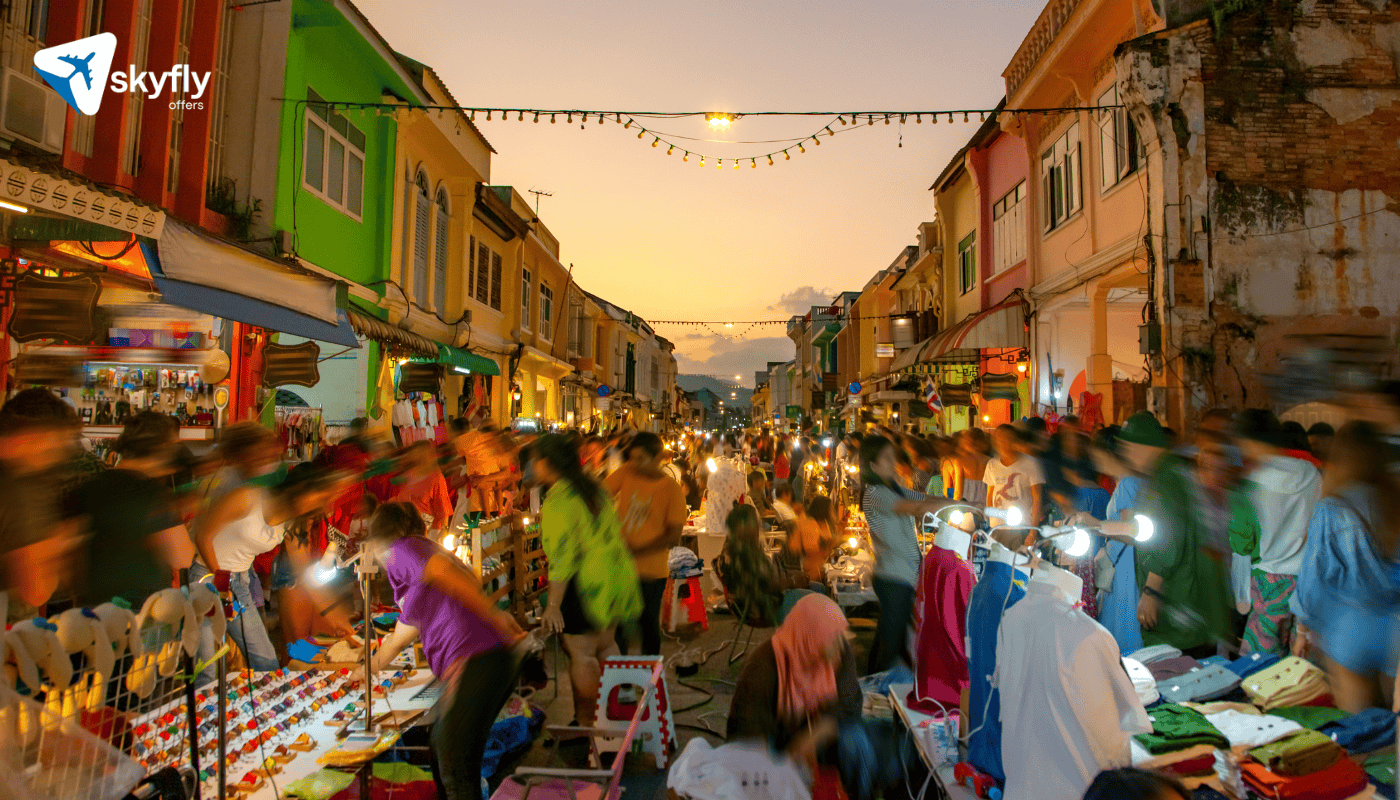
[356,0,1046,386]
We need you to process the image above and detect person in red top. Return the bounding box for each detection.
[393,441,453,538]
[774,435,791,482]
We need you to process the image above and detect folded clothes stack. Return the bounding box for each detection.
[1202,709,1301,748]
[1156,664,1241,704]
[1318,707,1399,754]
[1122,657,1160,706]
[1249,729,1345,776]
[1134,704,1231,755]
[1147,656,1202,682]
[1240,754,1368,800]
[1127,644,1184,665]
[668,546,703,578]
[1227,651,1282,679]
[1242,656,1332,711]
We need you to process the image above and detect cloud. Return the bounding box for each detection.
[768,286,835,315]
[674,335,794,384]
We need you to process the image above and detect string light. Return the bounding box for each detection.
[812,136,820,146]
[598,114,604,124]
[470,110,476,120]
[666,145,674,155]
[533,111,539,122]
[581,112,588,123]
[652,137,660,147]
[916,114,922,123]
[486,110,492,121]
[550,113,556,123]
[699,156,705,167]
[751,159,757,168]
[623,119,632,129]
[518,111,524,121]
[798,142,805,153]
[884,114,891,124]
[963,111,969,122]
[867,115,875,126]
[616,114,622,123]
[683,151,689,162]
[767,155,774,165]
[566,112,572,123]
[784,150,790,160]
[637,129,645,139]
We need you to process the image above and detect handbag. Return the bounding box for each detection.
[1093,545,1115,593]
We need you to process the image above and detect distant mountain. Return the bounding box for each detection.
[678,374,751,405]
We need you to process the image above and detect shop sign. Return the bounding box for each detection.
[6,270,100,343]
[597,397,612,411]
[261,341,321,388]
[875,343,894,358]
[785,405,802,420]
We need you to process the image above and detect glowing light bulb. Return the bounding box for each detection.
[699,157,705,167]
[1006,506,1023,527]
[533,112,539,122]
[751,159,757,168]
[624,119,632,129]
[637,130,645,139]
[798,143,805,153]
[705,112,736,130]
[523,517,531,526]
[949,510,965,526]
[1134,514,1155,542]
[767,155,774,165]
[652,137,659,147]
[706,458,717,474]
[784,151,790,160]
[1066,528,1091,558]
[667,145,674,155]
[812,136,821,146]
[683,152,690,162]
[1017,362,1027,372]
[847,537,858,548]
[983,415,991,422]
[442,534,457,550]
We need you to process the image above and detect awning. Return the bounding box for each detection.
[144,240,357,347]
[156,219,340,324]
[889,298,1028,372]
[0,155,165,238]
[414,343,501,376]
[347,309,438,358]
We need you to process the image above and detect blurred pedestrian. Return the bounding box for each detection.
[985,425,1046,526]
[392,441,453,539]
[533,435,641,726]
[789,495,838,586]
[1307,422,1335,462]
[606,432,686,656]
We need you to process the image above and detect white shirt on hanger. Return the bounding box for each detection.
[995,581,1151,800]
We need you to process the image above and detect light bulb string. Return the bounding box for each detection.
[276,98,1124,166]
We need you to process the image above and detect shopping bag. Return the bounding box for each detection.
[667,739,811,800]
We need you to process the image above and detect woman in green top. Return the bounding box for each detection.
[534,435,642,725]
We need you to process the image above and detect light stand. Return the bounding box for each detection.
[358,550,378,733]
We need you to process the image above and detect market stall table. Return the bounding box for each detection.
[887,684,976,800]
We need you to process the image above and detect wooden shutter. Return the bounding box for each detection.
[433,202,449,317]
[468,236,476,299]
[490,252,502,310]
[413,191,431,307]
[475,243,490,305]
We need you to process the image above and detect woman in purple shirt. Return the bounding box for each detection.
[368,502,522,800]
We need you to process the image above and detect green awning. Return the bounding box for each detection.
[415,344,500,376]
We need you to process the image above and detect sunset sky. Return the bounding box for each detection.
[356,0,1047,386]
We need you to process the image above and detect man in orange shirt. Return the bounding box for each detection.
[605,431,687,655]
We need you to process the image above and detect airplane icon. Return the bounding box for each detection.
[57,52,96,90]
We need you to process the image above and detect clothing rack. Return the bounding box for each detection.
[274,405,324,462]
[392,392,448,446]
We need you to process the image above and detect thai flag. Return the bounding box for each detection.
[923,377,942,413]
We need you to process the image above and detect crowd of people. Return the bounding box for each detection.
[6,377,1400,800]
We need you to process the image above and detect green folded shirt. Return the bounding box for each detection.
[1249,729,1343,776]
[1134,703,1231,754]
[1267,705,1351,729]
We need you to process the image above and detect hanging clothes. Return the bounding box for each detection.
[965,553,1027,785]
[907,542,976,715]
[995,580,1151,800]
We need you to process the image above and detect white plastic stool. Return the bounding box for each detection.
[594,655,674,769]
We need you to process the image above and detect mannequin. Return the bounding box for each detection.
[909,521,977,714]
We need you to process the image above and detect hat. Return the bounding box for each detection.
[1118,411,1168,448]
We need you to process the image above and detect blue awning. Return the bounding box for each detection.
[142,241,359,348]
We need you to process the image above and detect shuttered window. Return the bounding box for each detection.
[475,242,490,305]
[521,268,532,330]
[412,172,431,308]
[468,236,476,300]
[434,188,450,318]
[490,252,503,310]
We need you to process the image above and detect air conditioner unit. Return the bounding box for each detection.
[1,68,66,154]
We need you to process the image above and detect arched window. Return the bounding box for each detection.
[412,171,431,307]
[434,187,450,317]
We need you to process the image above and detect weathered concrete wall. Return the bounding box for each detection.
[1120,0,1400,419]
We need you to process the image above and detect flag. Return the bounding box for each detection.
[923,377,942,413]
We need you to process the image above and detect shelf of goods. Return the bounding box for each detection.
[513,514,548,619]
[466,515,517,609]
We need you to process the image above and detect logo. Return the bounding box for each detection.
[33,33,116,115]
[35,33,211,116]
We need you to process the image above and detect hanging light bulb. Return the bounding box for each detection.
[616,113,622,123]
[963,111,970,122]
[733,159,739,169]
[683,152,689,162]
[867,115,875,126]
[798,142,805,153]
[533,111,540,122]
[652,137,659,147]
[884,114,891,124]
[518,111,524,121]
[979,111,986,121]
[783,150,790,160]
[624,119,632,129]
[699,156,705,167]
[486,110,492,121]
[948,113,954,123]
[825,126,835,136]
[637,130,644,139]
[550,113,556,123]
[750,159,757,168]
[916,114,922,123]
[470,110,477,121]
[767,155,774,165]
[666,145,674,155]
[566,112,573,123]
[581,112,588,123]
[932,114,938,124]
[812,136,821,146]
[837,115,846,125]
[705,112,737,130]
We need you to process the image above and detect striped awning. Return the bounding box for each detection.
[889,298,1028,372]
[347,309,438,358]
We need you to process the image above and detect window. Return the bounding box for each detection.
[958,230,976,295]
[540,285,554,339]
[303,88,366,218]
[411,172,430,307]
[433,188,449,317]
[520,268,532,330]
[123,0,152,176]
[490,252,502,311]
[1041,123,1081,232]
[205,0,232,195]
[993,182,1026,274]
[166,0,197,193]
[474,240,489,305]
[72,0,105,157]
[1098,86,1142,189]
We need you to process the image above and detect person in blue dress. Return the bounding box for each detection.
[1292,421,1400,712]
[1094,431,1146,655]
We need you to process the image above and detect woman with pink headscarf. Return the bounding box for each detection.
[726,593,860,767]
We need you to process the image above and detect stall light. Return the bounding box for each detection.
[983,415,991,422]
[1134,514,1155,542]
[822,437,833,448]
[441,534,458,550]
[0,200,30,214]
[847,537,858,548]
[984,506,1024,527]
[453,367,473,375]
[1016,363,1027,373]
[949,510,965,526]
[523,517,531,526]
